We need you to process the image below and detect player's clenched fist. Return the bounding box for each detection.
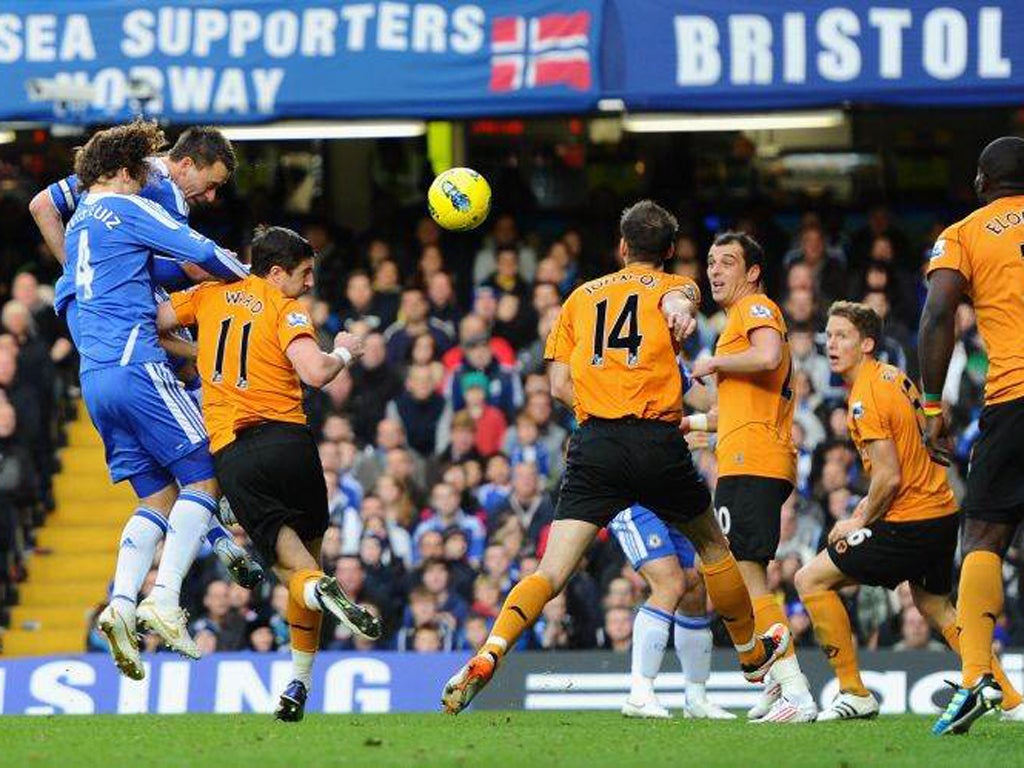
[333,331,365,359]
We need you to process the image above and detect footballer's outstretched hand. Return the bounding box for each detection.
[333,332,365,361]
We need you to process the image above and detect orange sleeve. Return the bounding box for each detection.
[737,295,785,338]
[277,298,316,350]
[925,223,972,282]
[851,383,890,442]
[544,293,575,363]
[170,285,203,326]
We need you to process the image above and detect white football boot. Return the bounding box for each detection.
[816,691,880,722]
[136,596,200,659]
[97,602,144,680]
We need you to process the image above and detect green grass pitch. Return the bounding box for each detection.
[3,711,1024,767]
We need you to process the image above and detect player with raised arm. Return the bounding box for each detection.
[795,302,1023,723]
[689,232,817,723]
[159,226,381,721]
[65,122,249,678]
[441,201,790,715]
[921,137,1024,735]
[612,373,732,720]
[30,126,264,592]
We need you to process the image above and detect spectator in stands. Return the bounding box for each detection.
[372,259,402,320]
[442,312,516,371]
[339,270,389,332]
[421,558,469,632]
[383,287,454,365]
[455,372,507,458]
[862,289,915,374]
[784,224,847,304]
[410,333,446,389]
[386,364,448,457]
[413,482,486,564]
[601,606,634,652]
[490,462,553,549]
[432,412,483,482]
[443,527,476,601]
[426,271,461,332]
[398,586,454,651]
[506,414,551,478]
[348,333,403,445]
[461,613,491,651]
[893,606,946,652]
[352,418,410,491]
[411,244,445,291]
[191,580,247,652]
[850,203,911,270]
[477,453,512,514]
[474,213,538,285]
[305,219,347,310]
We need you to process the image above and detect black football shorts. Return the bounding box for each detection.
[213,421,329,564]
[556,417,711,529]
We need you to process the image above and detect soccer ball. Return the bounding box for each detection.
[428,167,491,231]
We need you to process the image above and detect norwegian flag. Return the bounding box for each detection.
[490,11,592,93]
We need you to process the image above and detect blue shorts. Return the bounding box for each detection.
[80,362,214,496]
[610,504,696,570]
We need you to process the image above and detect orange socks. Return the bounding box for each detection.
[753,594,796,661]
[803,591,869,697]
[942,623,1021,710]
[700,553,764,667]
[482,573,554,659]
[956,551,1004,687]
[288,568,324,653]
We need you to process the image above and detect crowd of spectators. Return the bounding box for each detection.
[0,184,1011,659]
[0,271,75,630]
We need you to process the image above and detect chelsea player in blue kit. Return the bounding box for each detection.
[54,121,249,679]
[33,129,263,599]
[610,363,732,719]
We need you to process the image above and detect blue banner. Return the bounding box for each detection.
[0,1,602,123]
[0,652,459,714]
[1,1,1023,122]
[2,650,1020,715]
[607,1,1024,110]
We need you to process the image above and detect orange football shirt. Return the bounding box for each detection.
[927,195,1024,405]
[847,359,957,523]
[714,293,796,483]
[171,276,315,452]
[544,264,700,424]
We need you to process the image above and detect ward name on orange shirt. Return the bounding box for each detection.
[171,275,316,452]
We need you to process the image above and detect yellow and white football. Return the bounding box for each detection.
[428,167,492,232]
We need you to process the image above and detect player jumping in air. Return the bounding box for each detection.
[795,301,1024,723]
[689,233,817,723]
[441,201,790,715]
[920,136,1024,735]
[158,226,381,720]
[30,126,263,590]
[61,121,249,678]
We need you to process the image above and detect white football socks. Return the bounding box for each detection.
[111,507,167,609]
[151,489,217,605]
[630,605,673,698]
[674,613,713,700]
[303,579,321,611]
[293,649,315,690]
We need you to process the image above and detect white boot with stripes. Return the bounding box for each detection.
[816,691,880,722]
